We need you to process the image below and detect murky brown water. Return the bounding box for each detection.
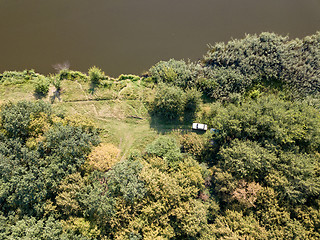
[0,0,319,77]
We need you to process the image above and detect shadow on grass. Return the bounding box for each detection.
[88,81,99,94]
[33,91,47,100]
[50,90,62,103]
[149,112,205,134]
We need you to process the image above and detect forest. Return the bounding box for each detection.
[0,31,320,239]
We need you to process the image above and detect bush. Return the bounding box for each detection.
[204,32,288,83]
[58,69,88,82]
[184,88,202,113]
[118,74,140,82]
[0,69,37,85]
[201,68,248,100]
[203,32,320,96]
[34,76,50,96]
[180,132,205,159]
[146,135,180,158]
[0,101,52,140]
[151,84,186,120]
[149,59,196,89]
[88,66,105,85]
[119,85,140,100]
[86,143,120,172]
[284,32,320,95]
[52,77,61,91]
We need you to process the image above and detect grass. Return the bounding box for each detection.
[0,75,200,159]
[0,83,35,103]
[0,77,162,159]
[53,99,158,159]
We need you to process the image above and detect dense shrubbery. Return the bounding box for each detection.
[147,32,320,100]
[204,31,320,97]
[118,74,140,82]
[148,59,196,89]
[58,69,88,82]
[198,95,320,238]
[151,84,186,120]
[0,69,38,85]
[0,101,100,238]
[150,83,202,120]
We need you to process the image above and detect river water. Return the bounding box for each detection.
[0,0,319,77]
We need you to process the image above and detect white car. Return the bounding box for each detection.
[192,123,208,131]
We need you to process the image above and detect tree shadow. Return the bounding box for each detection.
[149,112,206,134]
[149,115,187,134]
[50,90,62,103]
[33,92,47,100]
[88,81,98,94]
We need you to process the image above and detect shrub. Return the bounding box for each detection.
[34,76,50,96]
[58,69,88,82]
[86,143,120,172]
[151,84,186,120]
[118,74,140,81]
[203,32,320,96]
[180,132,205,159]
[111,80,128,92]
[52,77,61,91]
[88,66,105,85]
[284,31,320,95]
[119,85,140,100]
[0,69,37,85]
[149,59,196,89]
[199,67,249,100]
[0,101,52,140]
[184,88,202,113]
[204,32,288,83]
[146,135,180,158]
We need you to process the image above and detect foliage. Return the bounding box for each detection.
[151,84,186,120]
[88,66,105,85]
[180,132,205,160]
[145,135,181,159]
[210,210,269,239]
[0,101,52,141]
[118,74,140,82]
[0,101,99,218]
[284,32,320,95]
[34,76,50,96]
[58,69,88,82]
[0,216,67,240]
[204,32,288,82]
[106,159,146,203]
[184,87,202,114]
[201,94,320,238]
[148,59,196,89]
[203,31,320,97]
[0,69,37,85]
[61,217,100,239]
[119,84,141,100]
[52,77,61,91]
[204,95,320,154]
[199,67,248,100]
[85,143,120,172]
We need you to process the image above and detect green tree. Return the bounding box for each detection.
[151,84,186,120]
[148,59,196,89]
[88,66,105,85]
